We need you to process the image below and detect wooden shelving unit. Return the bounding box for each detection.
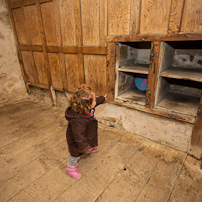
[155,41,202,117]
[115,41,202,120]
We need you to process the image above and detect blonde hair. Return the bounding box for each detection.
[69,84,93,113]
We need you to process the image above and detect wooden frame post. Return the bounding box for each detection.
[188,95,202,160]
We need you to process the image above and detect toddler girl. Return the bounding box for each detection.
[65,84,107,179]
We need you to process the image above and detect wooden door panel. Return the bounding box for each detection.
[25,5,42,45]
[181,0,202,33]
[64,54,81,92]
[140,0,172,34]
[59,0,77,46]
[33,52,49,86]
[81,0,100,46]
[48,53,63,90]
[108,0,131,36]
[41,0,61,46]
[84,55,107,95]
[21,51,36,83]
[12,8,28,45]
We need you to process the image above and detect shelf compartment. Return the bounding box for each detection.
[116,71,147,106]
[115,42,150,106]
[117,42,151,69]
[116,87,146,105]
[159,41,202,82]
[156,93,200,116]
[118,64,149,74]
[155,77,202,116]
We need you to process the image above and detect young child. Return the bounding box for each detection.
[65,84,107,179]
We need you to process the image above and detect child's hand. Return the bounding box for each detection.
[104,94,107,100]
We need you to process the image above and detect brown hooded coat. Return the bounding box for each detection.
[65,96,105,157]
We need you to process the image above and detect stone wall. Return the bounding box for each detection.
[0,0,28,104]
[95,103,193,152]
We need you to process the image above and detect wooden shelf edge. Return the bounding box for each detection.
[107,33,202,42]
[118,65,149,74]
[160,70,202,83]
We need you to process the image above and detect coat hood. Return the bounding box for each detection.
[65,107,91,121]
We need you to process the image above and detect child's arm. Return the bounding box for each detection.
[70,119,90,154]
[95,94,107,107]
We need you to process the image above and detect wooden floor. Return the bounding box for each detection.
[0,101,202,202]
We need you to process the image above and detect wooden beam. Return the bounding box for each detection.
[20,46,107,55]
[50,85,56,106]
[27,81,49,89]
[19,45,43,51]
[39,0,52,3]
[188,95,202,159]
[46,46,77,53]
[10,0,52,9]
[107,33,202,42]
[10,0,35,9]
[145,42,161,108]
[106,42,116,101]
[81,47,107,55]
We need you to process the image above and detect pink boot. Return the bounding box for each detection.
[66,163,82,180]
[91,146,98,153]
[85,146,98,154]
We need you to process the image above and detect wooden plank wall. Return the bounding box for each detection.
[7,0,202,99]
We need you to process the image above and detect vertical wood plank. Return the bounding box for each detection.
[59,53,68,91]
[33,52,49,86]
[64,54,81,92]
[74,0,84,88]
[59,0,77,46]
[48,53,63,90]
[74,0,82,47]
[100,0,107,47]
[41,0,61,46]
[81,0,100,46]
[145,41,161,108]
[25,5,42,45]
[180,0,202,33]
[106,42,115,101]
[77,53,85,87]
[140,0,172,34]
[188,95,202,159]
[35,0,52,88]
[12,7,28,45]
[108,0,131,36]
[7,2,30,92]
[21,4,40,85]
[168,0,185,34]
[130,0,141,35]
[21,51,36,83]
[84,55,107,95]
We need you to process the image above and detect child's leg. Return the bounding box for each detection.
[66,156,81,179]
[68,156,80,166]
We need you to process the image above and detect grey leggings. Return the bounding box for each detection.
[68,156,80,166]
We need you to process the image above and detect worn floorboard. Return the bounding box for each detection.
[0,101,201,202]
